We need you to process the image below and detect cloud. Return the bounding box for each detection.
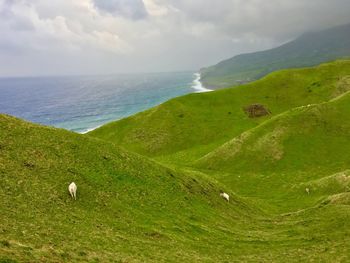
[0,0,131,53]
[143,0,169,16]
[161,0,350,40]
[0,0,349,76]
[93,0,148,20]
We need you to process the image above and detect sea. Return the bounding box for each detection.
[0,72,211,133]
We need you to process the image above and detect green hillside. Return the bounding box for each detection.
[4,114,350,262]
[196,91,350,212]
[90,60,350,163]
[2,60,350,262]
[0,114,260,262]
[86,60,350,261]
[200,23,350,89]
[198,91,350,174]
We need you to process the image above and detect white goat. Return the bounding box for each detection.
[68,182,77,200]
[220,192,230,202]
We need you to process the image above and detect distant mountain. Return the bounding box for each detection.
[200,23,350,89]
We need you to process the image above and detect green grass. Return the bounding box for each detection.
[198,91,350,173]
[90,60,350,163]
[195,91,350,212]
[0,114,268,262]
[2,60,350,262]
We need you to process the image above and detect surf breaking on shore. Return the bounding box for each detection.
[80,124,103,134]
[78,73,212,134]
[192,73,213,93]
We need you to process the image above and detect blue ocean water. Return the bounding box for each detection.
[0,72,209,133]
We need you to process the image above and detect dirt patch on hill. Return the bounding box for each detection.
[243,104,271,118]
[250,127,285,161]
[327,192,350,205]
[333,76,350,97]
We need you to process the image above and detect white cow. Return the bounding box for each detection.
[220,192,229,202]
[68,182,77,200]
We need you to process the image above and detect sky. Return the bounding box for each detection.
[0,0,350,77]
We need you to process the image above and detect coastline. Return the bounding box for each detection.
[80,124,103,134]
[191,73,213,93]
[79,73,213,134]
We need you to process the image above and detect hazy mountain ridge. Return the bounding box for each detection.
[200,23,350,89]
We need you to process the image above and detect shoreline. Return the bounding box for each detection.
[80,124,103,134]
[191,73,213,93]
[79,73,213,134]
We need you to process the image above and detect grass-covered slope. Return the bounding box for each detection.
[3,59,350,262]
[3,115,350,262]
[200,23,350,89]
[89,60,350,162]
[196,91,350,213]
[0,114,260,262]
[198,91,350,174]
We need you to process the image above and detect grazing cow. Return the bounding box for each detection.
[220,192,229,202]
[305,187,310,195]
[68,182,77,200]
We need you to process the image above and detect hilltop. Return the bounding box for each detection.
[200,23,350,89]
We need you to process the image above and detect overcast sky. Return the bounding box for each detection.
[0,0,350,77]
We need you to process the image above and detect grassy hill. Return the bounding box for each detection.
[4,114,350,262]
[89,60,350,164]
[198,91,350,174]
[0,114,261,262]
[200,23,350,89]
[2,60,350,262]
[195,91,350,212]
[86,60,350,261]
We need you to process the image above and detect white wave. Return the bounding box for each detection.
[79,124,102,134]
[191,73,213,93]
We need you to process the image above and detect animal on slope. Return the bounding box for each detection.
[220,192,229,202]
[69,182,77,200]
